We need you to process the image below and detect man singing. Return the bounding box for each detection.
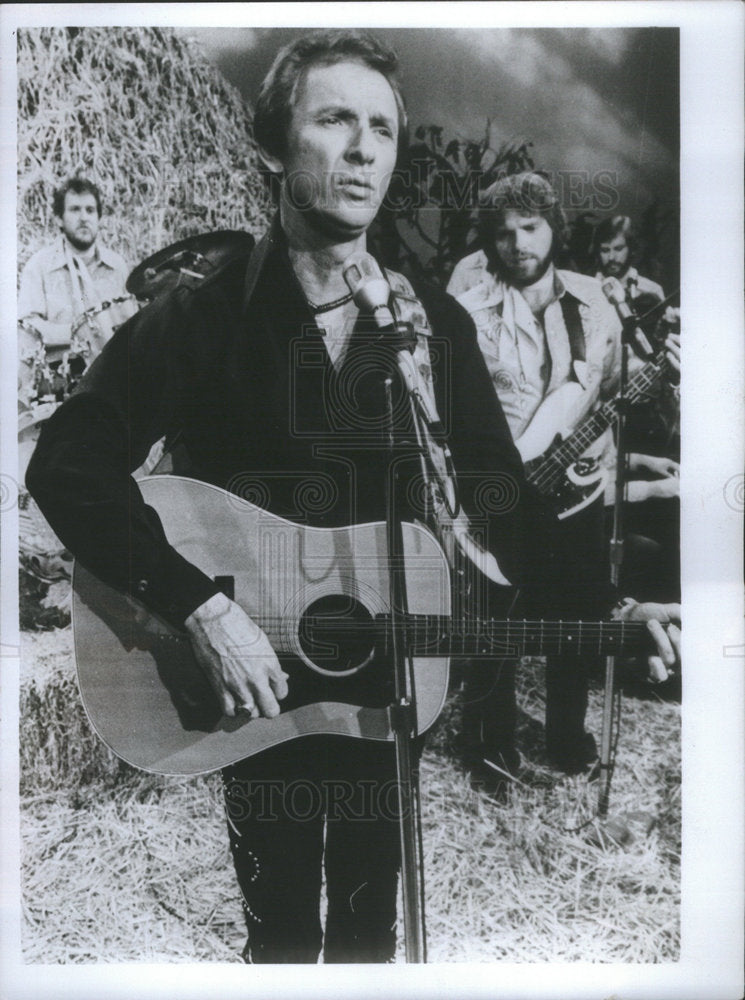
[26,30,533,964]
[27,35,679,962]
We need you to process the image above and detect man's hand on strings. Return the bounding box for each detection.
[612,598,681,683]
[185,592,289,718]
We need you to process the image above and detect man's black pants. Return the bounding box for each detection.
[462,497,609,763]
[222,733,408,963]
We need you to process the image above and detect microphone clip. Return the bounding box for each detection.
[373,319,417,354]
[602,277,655,362]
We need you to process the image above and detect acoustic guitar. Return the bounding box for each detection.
[73,476,656,776]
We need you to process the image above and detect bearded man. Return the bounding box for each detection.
[447,172,678,780]
[18,177,135,370]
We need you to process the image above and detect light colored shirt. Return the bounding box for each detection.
[447,250,623,445]
[18,235,135,348]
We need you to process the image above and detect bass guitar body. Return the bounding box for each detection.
[554,459,606,520]
[73,477,452,776]
[514,381,588,464]
[521,350,668,519]
[524,454,607,521]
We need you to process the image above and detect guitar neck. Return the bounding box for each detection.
[528,354,667,492]
[405,616,651,659]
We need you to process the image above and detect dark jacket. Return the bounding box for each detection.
[27,222,554,628]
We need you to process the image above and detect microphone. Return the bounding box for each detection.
[342,251,449,463]
[342,251,423,398]
[342,251,397,331]
[602,277,655,361]
[343,253,511,587]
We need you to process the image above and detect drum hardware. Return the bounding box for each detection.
[126,230,255,301]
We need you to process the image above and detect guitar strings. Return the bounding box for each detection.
[243,616,649,655]
[528,359,665,492]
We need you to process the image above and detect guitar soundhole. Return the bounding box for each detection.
[298,595,376,675]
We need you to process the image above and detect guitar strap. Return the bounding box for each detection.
[384,268,453,502]
[386,269,511,588]
[558,293,588,387]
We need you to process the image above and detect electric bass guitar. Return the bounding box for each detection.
[520,350,670,518]
[73,477,657,776]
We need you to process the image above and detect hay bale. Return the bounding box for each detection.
[17,26,273,626]
[17,26,272,272]
[20,629,133,796]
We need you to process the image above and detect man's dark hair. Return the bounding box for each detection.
[52,177,103,219]
[253,29,408,171]
[477,171,568,277]
[593,214,637,260]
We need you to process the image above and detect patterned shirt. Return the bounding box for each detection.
[447,250,623,449]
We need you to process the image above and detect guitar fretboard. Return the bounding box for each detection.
[402,615,651,658]
[528,355,667,494]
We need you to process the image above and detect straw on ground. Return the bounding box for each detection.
[20,628,680,964]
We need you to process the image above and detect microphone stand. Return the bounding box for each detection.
[596,319,656,845]
[341,252,430,958]
[381,339,428,964]
[598,332,629,818]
